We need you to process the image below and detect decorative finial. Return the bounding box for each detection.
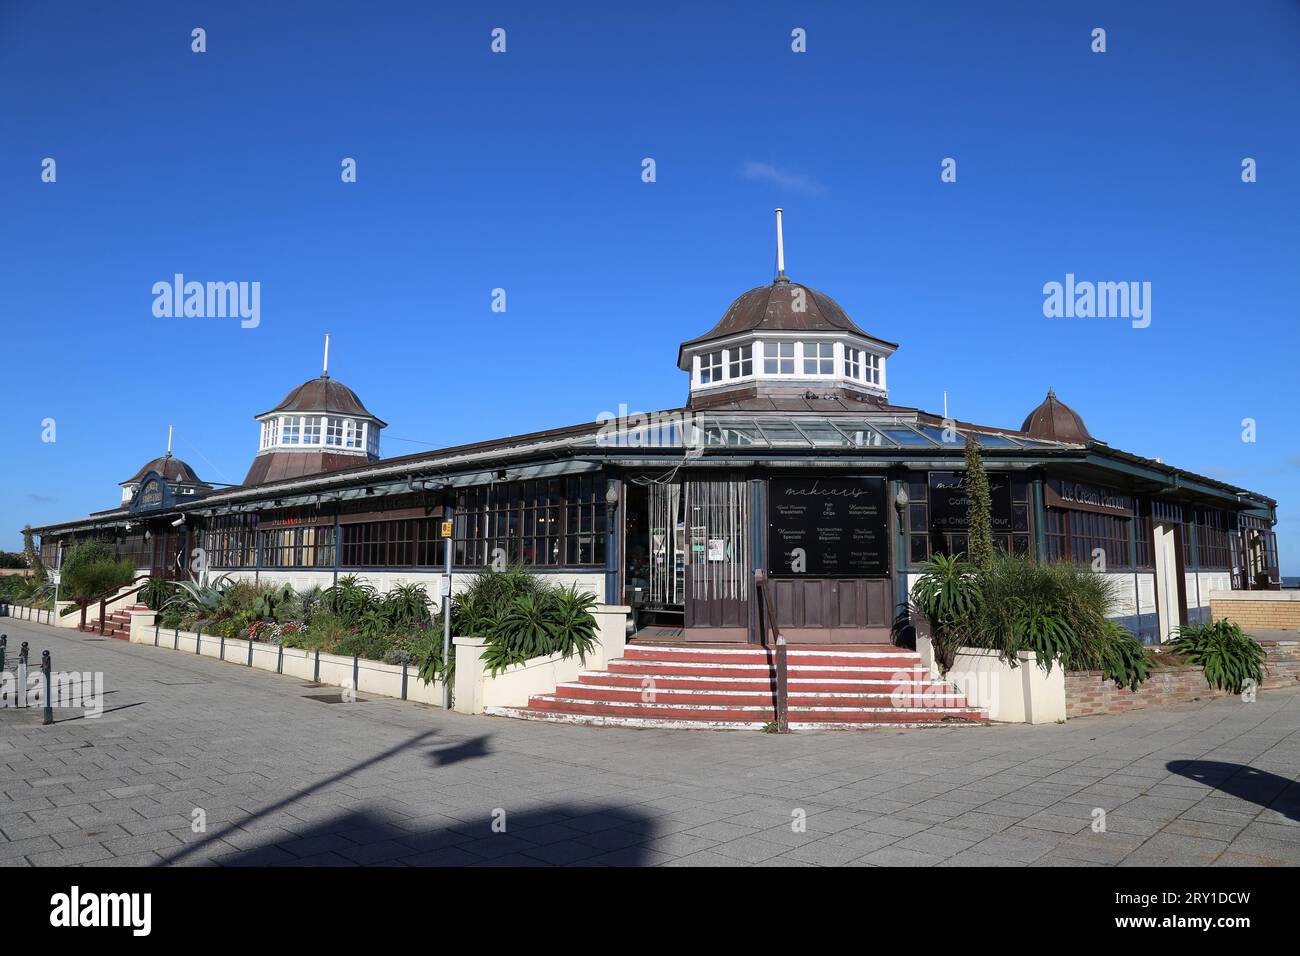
[774,208,787,282]
[323,333,331,379]
[166,424,173,456]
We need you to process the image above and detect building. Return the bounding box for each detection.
[28,218,1282,646]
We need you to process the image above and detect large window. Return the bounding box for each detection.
[803,342,834,375]
[204,514,258,568]
[1045,509,1132,569]
[454,477,605,567]
[1190,508,1231,570]
[699,350,723,384]
[307,416,324,445]
[728,344,753,379]
[763,341,795,375]
[262,522,334,568]
[907,471,1030,565]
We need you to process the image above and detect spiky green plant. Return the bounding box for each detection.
[1168,620,1265,694]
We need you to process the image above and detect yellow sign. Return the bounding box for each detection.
[439,520,452,538]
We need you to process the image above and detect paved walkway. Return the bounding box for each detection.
[2,616,1298,867]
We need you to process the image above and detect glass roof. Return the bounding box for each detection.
[582,414,1078,452]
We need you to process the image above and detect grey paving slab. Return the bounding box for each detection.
[2,615,1299,867]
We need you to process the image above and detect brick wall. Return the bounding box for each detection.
[1259,640,1300,690]
[1066,641,1299,717]
[1208,593,1300,630]
[1065,666,1226,718]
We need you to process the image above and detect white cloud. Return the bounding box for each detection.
[739,161,826,196]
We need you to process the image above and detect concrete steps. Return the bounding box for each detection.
[486,643,989,731]
[78,603,148,640]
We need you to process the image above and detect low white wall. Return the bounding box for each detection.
[916,631,1066,725]
[452,604,630,715]
[4,603,59,627]
[127,610,447,705]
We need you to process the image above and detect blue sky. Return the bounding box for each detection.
[2,1,1297,571]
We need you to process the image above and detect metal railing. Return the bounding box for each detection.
[753,570,789,733]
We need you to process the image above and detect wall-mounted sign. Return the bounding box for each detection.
[128,472,175,514]
[928,471,1014,532]
[768,477,889,577]
[1045,478,1134,517]
[439,520,453,538]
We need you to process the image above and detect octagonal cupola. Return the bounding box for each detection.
[678,210,898,409]
[119,427,212,504]
[243,336,387,486]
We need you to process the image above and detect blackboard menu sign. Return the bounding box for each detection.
[928,471,1014,532]
[768,477,889,577]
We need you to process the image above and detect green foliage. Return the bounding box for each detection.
[380,582,433,630]
[479,585,598,677]
[166,572,233,617]
[1168,619,1265,694]
[60,542,135,602]
[909,553,981,672]
[0,552,27,570]
[963,439,994,570]
[322,575,379,622]
[1093,619,1154,692]
[139,576,175,611]
[911,551,1153,690]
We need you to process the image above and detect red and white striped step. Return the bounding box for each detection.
[78,604,149,640]
[487,642,989,731]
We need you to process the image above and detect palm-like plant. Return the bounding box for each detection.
[166,572,233,616]
[909,553,981,672]
[322,575,378,622]
[1168,620,1265,694]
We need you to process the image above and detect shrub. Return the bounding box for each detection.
[139,576,175,611]
[909,553,981,672]
[911,551,1152,690]
[480,584,598,676]
[166,572,233,618]
[1093,620,1154,692]
[322,575,379,622]
[60,542,136,604]
[1168,620,1265,694]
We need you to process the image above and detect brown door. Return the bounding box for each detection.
[682,479,751,641]
[772,577,893,643]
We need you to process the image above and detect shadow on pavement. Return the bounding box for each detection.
[208,804,659,867]
[1167,759,1300,822]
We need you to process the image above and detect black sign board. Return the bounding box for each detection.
[768,477,889,577]
[928,471,1014,532]
[129,472,175,514]
[1045,478,1134,517]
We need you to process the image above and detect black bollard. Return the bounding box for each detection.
[41,650,53,725]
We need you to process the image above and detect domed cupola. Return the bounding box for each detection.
[243,336,387,486]
[677,210,897,408]
[119,429,212,504]
[1021,388,1093,443]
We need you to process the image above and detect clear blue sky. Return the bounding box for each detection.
[2,1,1297,572]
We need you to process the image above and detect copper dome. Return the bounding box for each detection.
[120,453,204,486]
[677,279,896,369]
[1021,388,1093,443]
[258,376,386,426]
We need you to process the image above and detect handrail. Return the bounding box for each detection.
[71,574,152,633]
[754,570,789,733]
